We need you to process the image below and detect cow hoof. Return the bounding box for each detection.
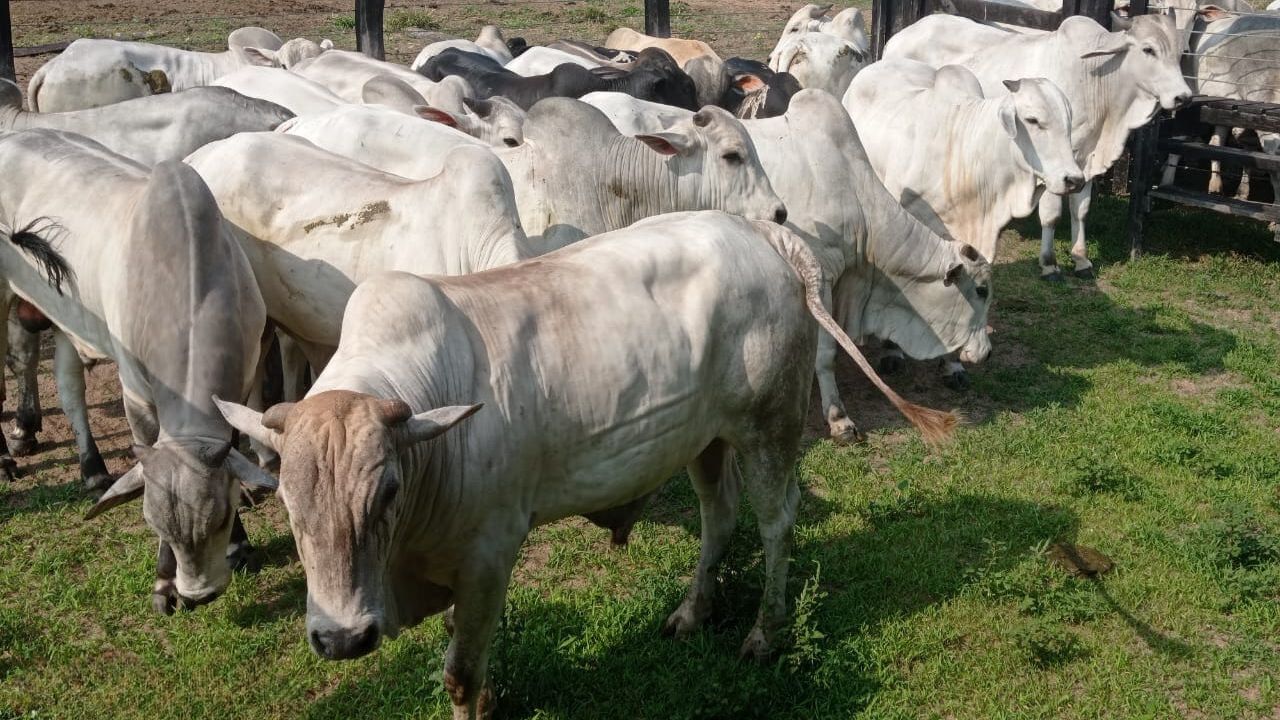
[739,626,774,662]
[829,418,865,446]
[1073,267,1095,281]
[0,456,17,483]
[83,472,114,493]
[227,542,258,573]
[7,430,37,457]
[878,354,905,375]
[943,371,970,392]
[152,588,178,616]
[1040,270,1064,283]
[662,602,708,640]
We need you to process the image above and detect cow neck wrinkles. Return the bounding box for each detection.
[598,136,677,233]
[1055,43,1144,179]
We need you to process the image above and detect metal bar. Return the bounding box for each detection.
[355,0,384,61]
[1,0,14,84]
[645,0,670,37]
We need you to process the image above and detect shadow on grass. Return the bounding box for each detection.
[302,492,1082,720]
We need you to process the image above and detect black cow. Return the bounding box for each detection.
[720,58,802,119]
[418,47,698,111]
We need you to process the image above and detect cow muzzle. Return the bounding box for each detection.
[309,623,382,661]
[177,587,223,611]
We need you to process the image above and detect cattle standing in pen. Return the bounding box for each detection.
[215,211,956,720]
[885,13,1192,280]
[0,129,275,614]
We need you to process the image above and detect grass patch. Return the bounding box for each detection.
[385,10,440,32]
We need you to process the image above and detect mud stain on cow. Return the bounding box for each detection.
[302,201,390,234]
[143,70,172,94]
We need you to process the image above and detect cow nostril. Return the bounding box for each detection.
[309,629,328,657]
[773,206,788,225]
[352,625,380,656]
[1175,93,1191,109]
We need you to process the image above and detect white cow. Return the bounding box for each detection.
[768,6,870,68]
[27,29,326,112]
[582,89,993,438]
[281,98,787,251]
[505,46,603,76]
[769,31,868,97]
[844,60,1084,263]
[0,129,274,613]
[409,25,514,69]
[214,211,956,720]
[884,13,1192,279]
[292,50,473,113]
[213,66,345,116]
[185,132,532,365]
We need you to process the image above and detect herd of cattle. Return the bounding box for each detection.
[0,0,1271,716]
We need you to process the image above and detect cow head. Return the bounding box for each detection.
[1000,78,1086,195]
[634,106,788,225]
[768,4,833,66]
[85,439,278,609]
[213,391,480,660]
[417,96,527,148]
[1066,14,1191,111]
[243,38,333,69]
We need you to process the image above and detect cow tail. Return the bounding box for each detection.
[5,218,75,296]
[757,220,959,445]
[27,66,47,112]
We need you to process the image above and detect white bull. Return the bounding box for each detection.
[292,50,473,113]
[214,211,956,720]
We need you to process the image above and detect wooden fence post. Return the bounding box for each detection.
[645,0,670,38]
[1,0,15,84]
[872,0,927,60]
[1128,122,1159,259]
[1074,0,1113,28]
[355,0,385,61]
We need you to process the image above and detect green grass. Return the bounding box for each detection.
[0,194,1278,719]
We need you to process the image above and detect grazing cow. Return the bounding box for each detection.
[584,89,991,441]
[28,29,324,112]
[214,211,955,720]
[292,50,473,113]
[282,99,786,250]
[844,61,1084,263]
[721,58,802,118]
[409,26,515,70]
[0,81,291,455]
[185,132,531,361]
[605,28,729,108]
[419,47,698,110]
[767,6,870,69]
[213,66,346,116]
[885,13,1192,279]
[0,80,293,166]
[504,46,603,76]
[0,129,274,613]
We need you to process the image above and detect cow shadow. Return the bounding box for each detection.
[298,493,1169,720]
[826,193,1254,437]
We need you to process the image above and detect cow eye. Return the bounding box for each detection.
[976,285,990,300]
[722,151,744,164]
[503,138,519,147]
[1024,117,1040,126]
[1143,46,1157,56]
[379,478,400,508]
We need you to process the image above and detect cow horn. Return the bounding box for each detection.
[692,109,712,127]
[262,402,295,431]
[377,399,414,425]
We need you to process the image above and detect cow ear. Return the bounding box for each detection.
[1197,4,1232,21]
[401,404,483,445]
[635,131,694,156]
[1079,32,1129,59]
[212,396,284,453]
[999,97,1018,139]
[84,464,145,520]
[242,46,281,67]
[734,73,766,93]
[226,449,278,490]
[416,105,461,128]
[943,262,965,287]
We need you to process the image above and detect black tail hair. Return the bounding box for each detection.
[5,218,74,296]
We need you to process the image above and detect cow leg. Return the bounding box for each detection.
[1258,133,1280,241]
[1037,192,1065,281]
[939,352,969,391]
[1067,182,1094,279]
[226,512,254,572]
[1208,126,1228,194]
[738,444,800,661]
[878,339,905,375]
[153,540,179,615]
[1160,152,1180,187]
[443,545,518,720]
[277,332,313,402]
[53,332,111,492]
[663,440,741,639]
[0,306,19,482]
[6,311,43,457]
[814,318,862,445]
